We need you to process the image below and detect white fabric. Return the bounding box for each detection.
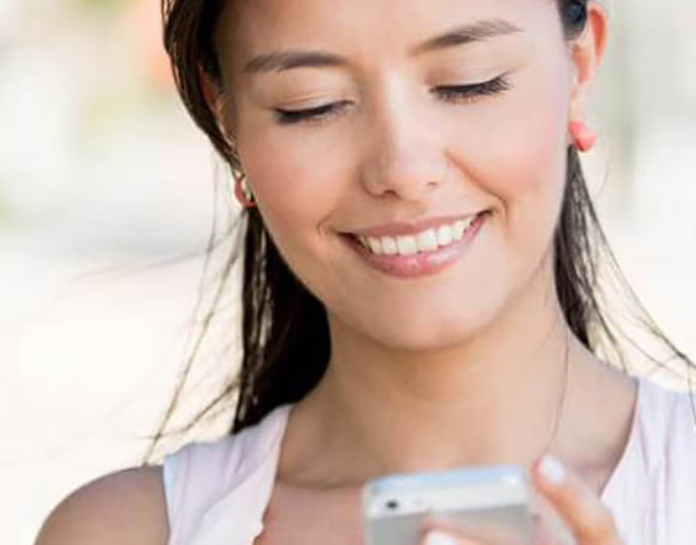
[162,377,696,544]
[599,378,696,544]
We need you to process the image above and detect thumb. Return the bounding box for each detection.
[532,490,576,545]
[421,529,478,545]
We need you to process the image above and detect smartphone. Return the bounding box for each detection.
[362,465,537,545]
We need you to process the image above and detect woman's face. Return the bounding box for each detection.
[216,0,579,350]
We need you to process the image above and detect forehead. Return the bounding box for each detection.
[217,0,560,65]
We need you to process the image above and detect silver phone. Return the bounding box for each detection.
[362,465,537,545]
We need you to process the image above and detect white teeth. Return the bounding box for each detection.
[396,236,418,256]
[381,237,398,255]
[453,217,475,240]
[356,215,479,256]
[453,221,466,240]
[437,225,453,246]
[367,237,382,255]
[416,229,439,252]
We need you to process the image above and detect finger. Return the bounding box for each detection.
[531,491,576,545]
[532,455,623,545]
[420,529,479,545]
[421,517,526,545]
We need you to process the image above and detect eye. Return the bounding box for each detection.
[433,74,511,104]
[273,100,352,125]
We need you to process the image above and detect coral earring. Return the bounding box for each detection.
[569,121,596,153]
[234,177,255,208]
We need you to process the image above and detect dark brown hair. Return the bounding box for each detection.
[145,0,694,459]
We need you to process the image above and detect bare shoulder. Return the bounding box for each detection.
[35,465,169,545]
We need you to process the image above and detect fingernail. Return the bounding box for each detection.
[539,455,566,486]
[424,530,460,545]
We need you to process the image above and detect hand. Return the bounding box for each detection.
[417,455,626,545]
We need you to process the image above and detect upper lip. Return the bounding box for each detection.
[349,213,482,238]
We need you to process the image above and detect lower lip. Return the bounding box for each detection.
[346,212,488,279]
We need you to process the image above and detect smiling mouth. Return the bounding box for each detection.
[349,213,486,257]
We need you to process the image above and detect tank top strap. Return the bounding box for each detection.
[163,404,293,545]
[602,377,696,545]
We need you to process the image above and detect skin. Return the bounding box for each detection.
[216,0,633,543]
[221,0,572,353]
[35,1,633,544]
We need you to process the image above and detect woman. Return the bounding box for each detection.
[36,0,696,544]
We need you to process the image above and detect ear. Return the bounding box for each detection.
[568,1,609,123]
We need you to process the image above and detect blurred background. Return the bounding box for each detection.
[1,0,695,543]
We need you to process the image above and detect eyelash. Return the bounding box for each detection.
[273,75,511,125]
[274,101,351,125]
[433,75,511,104]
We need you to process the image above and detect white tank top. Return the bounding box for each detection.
[162,377,696,545]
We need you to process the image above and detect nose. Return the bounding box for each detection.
[359,92,448,202]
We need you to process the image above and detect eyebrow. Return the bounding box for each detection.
[413,19,523,55]
[242,18,523,75]
[244,51,347,75]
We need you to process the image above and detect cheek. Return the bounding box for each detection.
[451,64,570,247]
[495,102,567,231]
[238,122,349,246]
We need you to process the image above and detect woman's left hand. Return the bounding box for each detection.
[418,455,626,545]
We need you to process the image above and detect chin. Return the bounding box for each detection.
[355,305,496,353]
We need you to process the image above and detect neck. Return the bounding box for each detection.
[283,269,600,487]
